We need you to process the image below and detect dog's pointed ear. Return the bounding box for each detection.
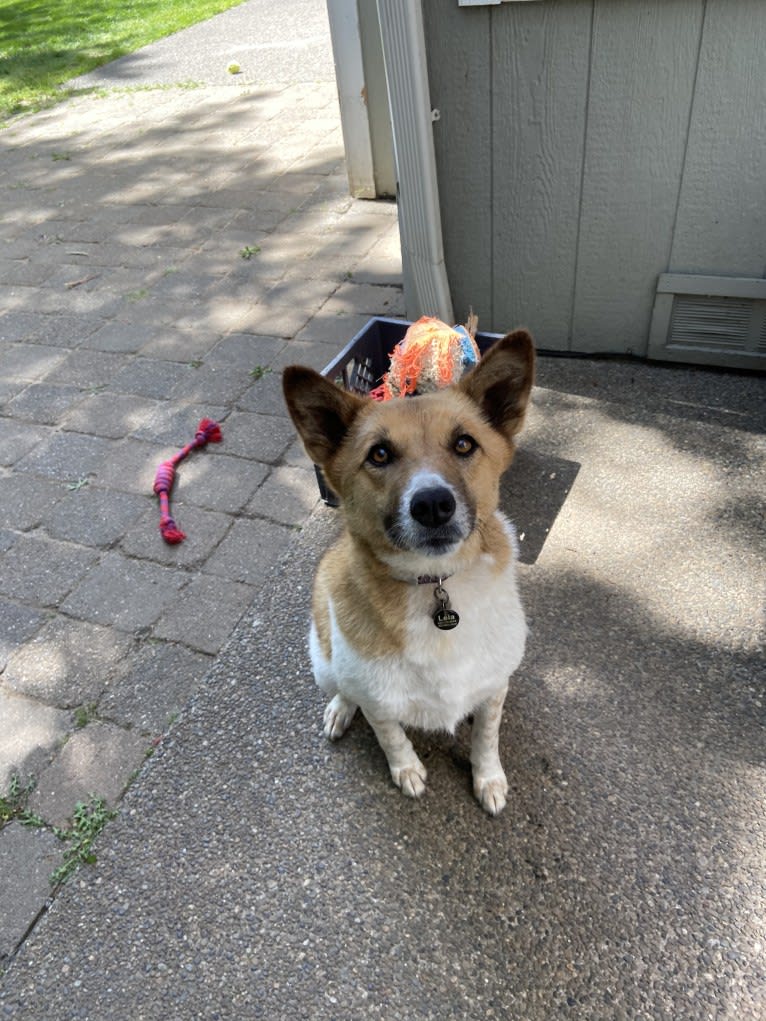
[283,366,367,467]
[459,328,535,442]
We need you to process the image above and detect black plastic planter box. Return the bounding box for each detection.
[315,316,504,505]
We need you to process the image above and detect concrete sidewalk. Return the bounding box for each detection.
[1,354,764,1019]
[66,0,336,89]
[0,0,401,969]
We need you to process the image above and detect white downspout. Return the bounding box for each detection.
[376,0,454,323]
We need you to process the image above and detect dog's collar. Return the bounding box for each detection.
[415,573,453,586]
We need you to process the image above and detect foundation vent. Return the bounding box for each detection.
[649,275,766,370]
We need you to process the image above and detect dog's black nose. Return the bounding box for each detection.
[410,486,456,528]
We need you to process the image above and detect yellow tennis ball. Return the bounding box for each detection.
[227,62,241,75]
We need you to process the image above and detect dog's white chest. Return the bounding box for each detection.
[311,551,526,733]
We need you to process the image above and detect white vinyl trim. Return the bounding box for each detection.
[376,0,453,322]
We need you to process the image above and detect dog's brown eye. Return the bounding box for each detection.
[367,444,392,466]
[454,435,476,457]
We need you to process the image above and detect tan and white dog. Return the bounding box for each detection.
[283,329,535,815]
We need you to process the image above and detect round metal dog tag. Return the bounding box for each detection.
[433,607,460,630]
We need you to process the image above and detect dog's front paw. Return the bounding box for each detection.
[474,773,508,816]
[323,695,357,740]
[390,759,427,799]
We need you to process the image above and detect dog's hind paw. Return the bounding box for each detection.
[323,695,357,740]
[391,759,427,799]
[474,773,508,816]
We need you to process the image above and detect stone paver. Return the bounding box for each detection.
[0,420,50,467]
[135,327,221,363]
[2,536,97,607]
[99,642,212,733]
[270,336,345,373]
[14,431,115,481]
[28,722,149,829]
[60,553,188,631]
[245,464,319,526]
[131,401,230,446]
[0,382,23,409]
[153,574,255,655]
[293,310,373,344]
[60,392,160,438]
[42,487,148,547]
[205,332,285,369]
[0,344,66,384]
[0,690,70,789]
[0,312,95,346]
[0,824,61,960]
[107,357,192,398]
[5,384,85,425]
[351,221,402,285]
[3,618,134,708]
[44,349,131,389]
[214,409,296,463]
[203,518,295,586]
[0,603,48,674]
[80,321,155,354]
[0,530,16,553]
[236,369,291,416]
[167,360,253,404]
[0,475,67,531]
[93,438,177,494]
[320,281,405,317]
[172,453,269,511]
[0,33,403,970]
[120,503,233,568]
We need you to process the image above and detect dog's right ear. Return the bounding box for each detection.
[282,366,367,467]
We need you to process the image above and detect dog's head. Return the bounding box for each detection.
[283,329,535,577]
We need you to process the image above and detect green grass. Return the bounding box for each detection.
[0,0,247,123]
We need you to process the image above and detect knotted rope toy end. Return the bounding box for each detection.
[159,515,186,544]
[153,419,222,544]
[195,418,223,444]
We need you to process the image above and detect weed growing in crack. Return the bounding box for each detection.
[51,796,116,887]
[250,365,272,382]
[66,477,90,492]
[73,703,98,729]
[0,774,45,830]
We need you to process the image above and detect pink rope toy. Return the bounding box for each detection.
[153,418,222,543]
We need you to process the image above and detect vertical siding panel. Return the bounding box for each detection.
[670,0,766,276]
[422,0,492,324]
[491,1,591,348]
[572,0,703,356]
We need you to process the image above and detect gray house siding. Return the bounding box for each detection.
[422,0,766,365]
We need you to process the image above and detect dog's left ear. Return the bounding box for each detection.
[459,328,535,442]
[283,366,367,467]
